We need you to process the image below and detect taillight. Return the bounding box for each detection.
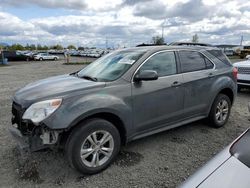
[233,67,238,80]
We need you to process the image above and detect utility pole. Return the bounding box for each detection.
[162,26,164,39]
[105,36,108,49]
[161,18,168,42]
[240,35,243,46]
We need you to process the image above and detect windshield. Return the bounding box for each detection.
[77,49,147,82]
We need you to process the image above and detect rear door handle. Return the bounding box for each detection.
[171,81,182,87]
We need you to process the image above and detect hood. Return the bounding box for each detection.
[14,74,105,106]
[233,60,250,67]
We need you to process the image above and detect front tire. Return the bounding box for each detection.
[208,94,231,128]
[39,58,43,61]
[65,119,121,174]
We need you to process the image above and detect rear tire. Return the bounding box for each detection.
[39,58,43,61]
[237,85,242,92]
[65,118,121,174]
[208,94,231,128]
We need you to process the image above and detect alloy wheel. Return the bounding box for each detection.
[80,130,114,168]
[215,99,229,123]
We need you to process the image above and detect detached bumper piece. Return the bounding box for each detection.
[9,126,29,152]
[9,126,48,152]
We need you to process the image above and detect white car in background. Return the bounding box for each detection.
[233,56,250,91]
[34,53,59,61]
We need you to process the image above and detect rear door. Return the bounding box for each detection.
[178,50,215,118]
[132,51,184,133]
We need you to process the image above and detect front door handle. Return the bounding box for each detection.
[208,73,214,78]
[171,81,182,87]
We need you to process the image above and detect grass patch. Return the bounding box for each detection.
[63,62,92,65]
[228,55,241,59]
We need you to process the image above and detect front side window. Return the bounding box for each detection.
[179,51,214,73]
[139,51,177,77]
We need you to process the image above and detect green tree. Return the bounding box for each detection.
[67,45,76,49]
[30,44,36,50]
[152,36,165,45]
[192,34,199,43]
[9,43,25,51]
[25,43,30,50]
[78,46,85,50]
[37,44,43,50]
[51,44,64,50]
[43,45,49,50]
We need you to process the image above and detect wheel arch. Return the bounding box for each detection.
[207,87,235,115]
[61,112,128,146]
[218,87,234,104]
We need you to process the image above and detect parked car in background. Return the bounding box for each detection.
[179,127,250,188]
[34,53,59,61]
[10,46,237,174]
[0,51,30,61]
[233,57,250,91]
[89,52,101,58]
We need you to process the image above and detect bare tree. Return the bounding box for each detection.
[192,34,199,43]
[152,36,165,45]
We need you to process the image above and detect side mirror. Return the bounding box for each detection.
[134,70,158,82]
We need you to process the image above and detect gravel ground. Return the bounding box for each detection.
[0,60,249,188]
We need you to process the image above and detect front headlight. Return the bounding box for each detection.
[22,99,62,125]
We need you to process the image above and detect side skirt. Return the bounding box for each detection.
[129,115,207,142]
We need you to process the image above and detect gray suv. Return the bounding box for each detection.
[10,46,237,174]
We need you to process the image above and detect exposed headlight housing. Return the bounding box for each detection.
[22,99,62,125]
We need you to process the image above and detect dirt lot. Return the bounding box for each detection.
[0,60,249,188]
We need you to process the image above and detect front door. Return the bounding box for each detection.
[132,51,184,133]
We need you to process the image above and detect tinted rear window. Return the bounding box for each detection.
[179,51,207,73]
[207,50,232,66]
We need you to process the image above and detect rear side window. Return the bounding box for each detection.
[140,51,177,77]
[207,50,231,66]
[179,51,213,73]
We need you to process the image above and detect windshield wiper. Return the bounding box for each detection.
[80,75,98,82]
[69,71,79,76]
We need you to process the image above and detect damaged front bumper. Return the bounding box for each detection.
[10,101,61,152]
[9,125,61,152]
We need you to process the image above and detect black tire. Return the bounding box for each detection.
[39,58,43,61]
[65,118,121,174]
[54,57,57,61]
[237,85,242,92]
[208,94,231,128]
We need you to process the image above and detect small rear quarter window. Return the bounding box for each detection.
[207,50,232,66]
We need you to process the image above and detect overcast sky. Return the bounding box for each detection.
[0,0,249,48]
